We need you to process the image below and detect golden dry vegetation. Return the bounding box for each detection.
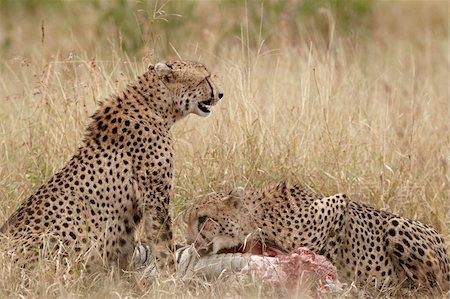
[0,1,448,298]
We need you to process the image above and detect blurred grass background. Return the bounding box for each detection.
[1,0,375,56]
[0,0,449,298]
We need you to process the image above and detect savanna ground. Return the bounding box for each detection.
[0,1,448,298]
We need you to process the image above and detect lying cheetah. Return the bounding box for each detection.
[1,60,223,272]
[184,183,450,293]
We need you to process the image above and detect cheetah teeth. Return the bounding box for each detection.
[197,101,212,113]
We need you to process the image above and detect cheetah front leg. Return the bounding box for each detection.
[141,196,175,273]
[130,158,176,273]
[116,234,137,270]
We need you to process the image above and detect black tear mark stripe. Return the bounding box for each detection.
[205,77,214,98]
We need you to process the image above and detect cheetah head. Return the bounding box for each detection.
[184,187,247,256]
[151,60,223,119]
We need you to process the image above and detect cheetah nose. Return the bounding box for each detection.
[218,93,223,99]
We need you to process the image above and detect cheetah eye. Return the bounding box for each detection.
[198,215,207,226]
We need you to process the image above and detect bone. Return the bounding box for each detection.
[134,245,257,278]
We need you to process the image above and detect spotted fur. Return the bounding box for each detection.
[1,60,223,272]
[185,183,450,293]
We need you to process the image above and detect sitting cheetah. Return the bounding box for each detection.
[1,60,223,272]
[184,183,450,293]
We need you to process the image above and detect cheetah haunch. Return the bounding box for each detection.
[184,183,450,294]
[1,60,223,272]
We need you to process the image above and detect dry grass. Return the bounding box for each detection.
[0,1,449,298]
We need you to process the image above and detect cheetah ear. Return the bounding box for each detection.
[154,62,173,78]
[229,187,245,209]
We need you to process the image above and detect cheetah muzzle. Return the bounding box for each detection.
[195,86,223,117]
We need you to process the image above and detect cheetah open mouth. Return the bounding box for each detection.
[197,99,212,114]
